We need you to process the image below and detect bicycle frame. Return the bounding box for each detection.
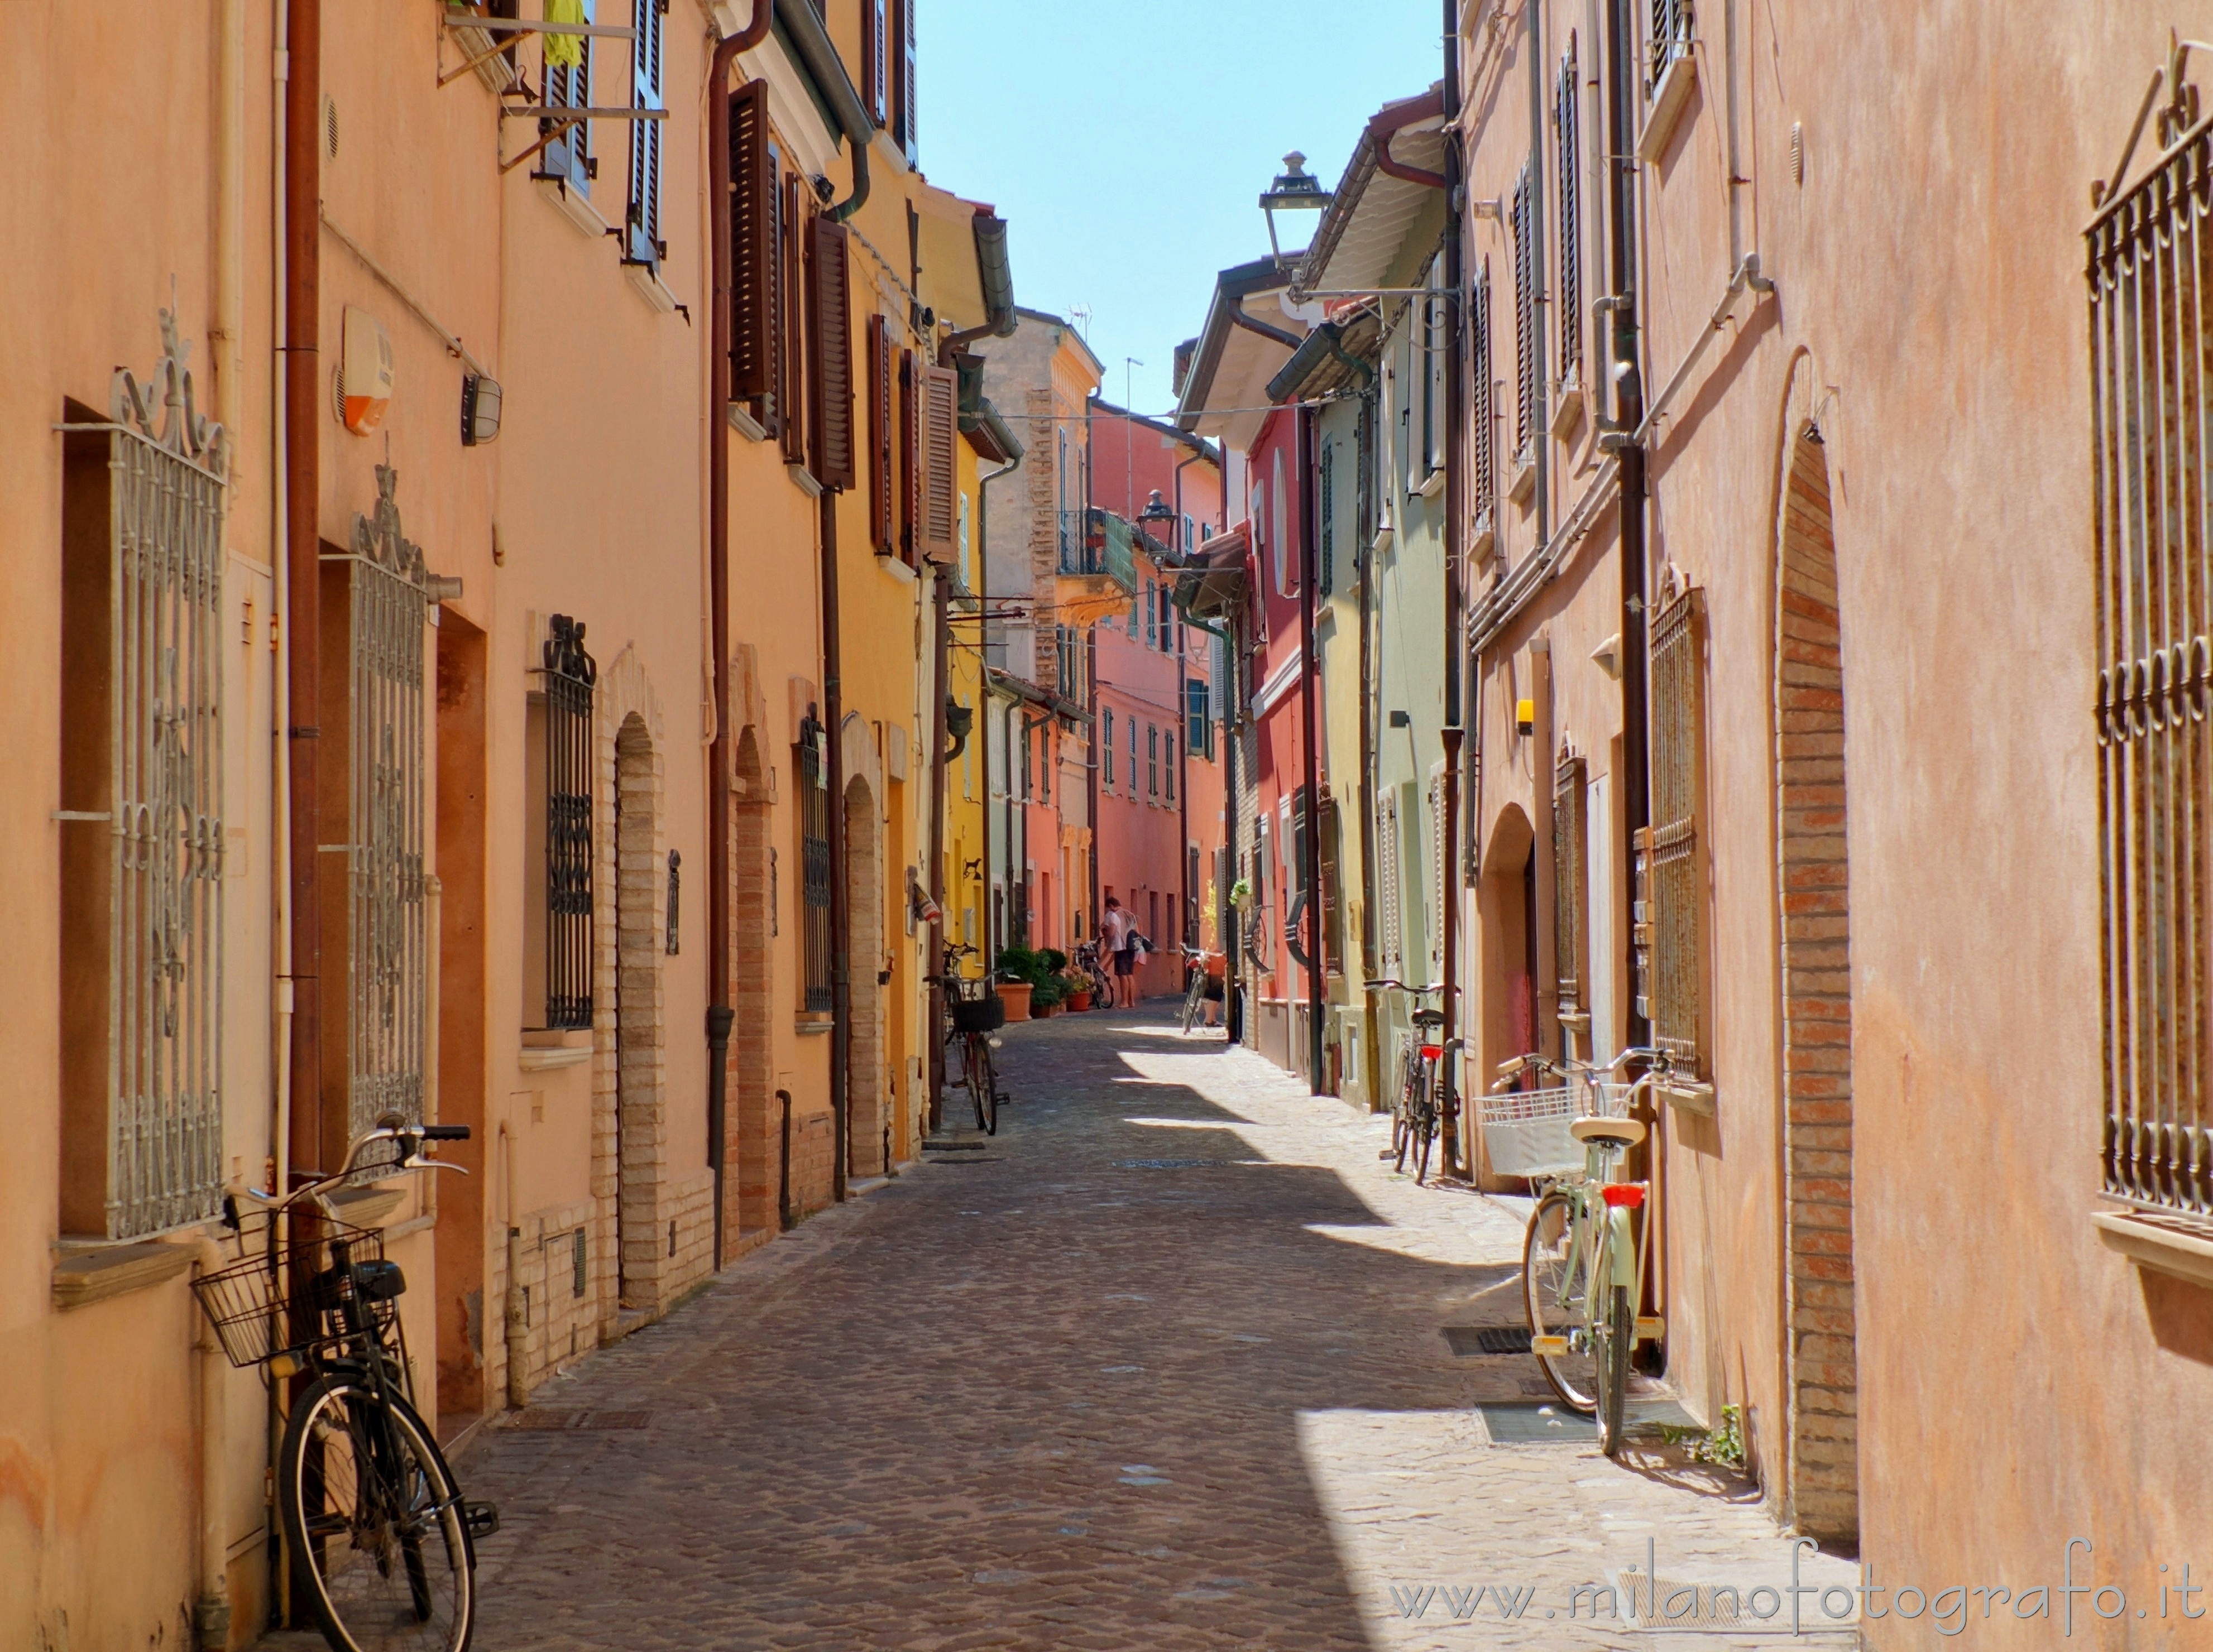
[1526,1056,1665,1360]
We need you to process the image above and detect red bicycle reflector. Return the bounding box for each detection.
[1419,1044,1444,1060]
[1602,1183,1647,1208]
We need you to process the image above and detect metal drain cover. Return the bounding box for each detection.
[1443,1324,1532,1356]
[1113,1158,1233,1169]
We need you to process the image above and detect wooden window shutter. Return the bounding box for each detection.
[1553,750,1588,1017]
[729,81,773,400]
[898,348,920,565]
[862,0,888,124]
[867,314,893,551]
[924,367,959,561]
[809,217,856,492]
[897,0,918,162]
[624,0,665,268]
[1648,578,1706,1071]
[779,175,806,464]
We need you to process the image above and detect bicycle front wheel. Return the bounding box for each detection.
[967,1036,998,1135]
[1181,970,1205,1033]
[279,1371,474,1652]
[1524,1192,1599,1413]
[1596,1284,1635,1458]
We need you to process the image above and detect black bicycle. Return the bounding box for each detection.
[935,942,1004,1134]
[193,1116,494,1652]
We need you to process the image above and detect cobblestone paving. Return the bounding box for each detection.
[457,1006,1857,1650]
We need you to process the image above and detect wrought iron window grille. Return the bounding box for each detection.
[542,613,597,1033]
[1649,0,1693,93]
[665,849,681,955]
[59,305,231,1240]
[2091,49,2213,1223]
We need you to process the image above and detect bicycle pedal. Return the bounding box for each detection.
[1530,1334,1572,1358]
[462,1500,501,1540]
[1635,1316,1666,1343]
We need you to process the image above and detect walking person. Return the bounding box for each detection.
[1103,895,1139,1009]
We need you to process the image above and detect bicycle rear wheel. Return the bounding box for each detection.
[1524,1192,1599,1413]
[1181,968,1206,1033]
[1596,1284,1635,1457]
[967,1036,998,1135]
[279,1371,473,1652]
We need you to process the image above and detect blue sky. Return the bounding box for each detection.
[916,0,1442,419]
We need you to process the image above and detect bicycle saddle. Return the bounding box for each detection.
[1569,1116,1646,1146]
[1411,1007,1445,1027]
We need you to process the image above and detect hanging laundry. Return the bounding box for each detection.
[543,0,586,70]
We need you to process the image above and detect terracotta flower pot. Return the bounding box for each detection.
[1034,1000,1060,1017]
[994,981,1033,1022]
[1066,988,1093,1011]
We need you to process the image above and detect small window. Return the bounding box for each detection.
[1147,724,1160,799]
[1143,578,1157,646]
[1319,436,1335,596]
[58,334,230,1240]
[1101,707,1115,789]
[1271,450,1289,594]
[537,616,597,1032]
[1128,716,1138,798]
[796,712,831,1014]
[1554,41,1583,383]
[1554,750,1589,1016]
[1470,261,1496,520]
[1186,676,1208,756]
[1650,0,1693,91]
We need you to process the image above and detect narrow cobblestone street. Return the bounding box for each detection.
[453,1007,1855,1650]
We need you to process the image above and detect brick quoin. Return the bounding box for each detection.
[1775,429,1857,1544]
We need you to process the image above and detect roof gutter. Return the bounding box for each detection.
[775,0,873,219]
[1367,87,1448,190]
[938,213,1017,364]
[1230,297,1301,352]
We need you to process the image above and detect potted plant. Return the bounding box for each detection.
[1031,974,1065,1017]
[1062,970,1093,1012]
[994,945,1041,1021]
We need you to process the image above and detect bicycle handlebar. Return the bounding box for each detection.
[245,1117,472,1216]
[1363,978,1446,995]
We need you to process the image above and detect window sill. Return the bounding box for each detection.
[879,554,917,585]
[625,262,679,314]
[1637,52,1698,164]
[520,1029,593,1073]
[1508,450,1537,506]
[1550,376,1585,440]
[2092,1209,2213,1291]
[727,401,770,443]
[1661,1079,1714,1117]
[537,176,610,242]
[329,1183,409,1227]
[51,1238,197,1310]
[1416,466,1447,502]
[787,464,824,500]
[795,1014,834,1036]
[1469,507,1497,565]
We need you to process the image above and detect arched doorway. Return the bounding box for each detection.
[845,772,887,1178]
[1774,424,1858,1545]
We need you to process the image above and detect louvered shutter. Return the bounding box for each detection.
[862,0,888,124]
[898,348,920,565]
[810,218,856,492]
[625,0,664,267]
[1649,582,1706,1070]
[730,81,773,400]
[867,314,893,551]
[779,175,806,464]
[921,364,958,562]
[898,0,918,162]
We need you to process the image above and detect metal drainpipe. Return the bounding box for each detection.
[1606,0,1660,1336]
[1356,392,1381,1110]
[1298,407,1324,1094]
[1438,0,1469,1175]
[704,1,773,1270]
[283,0,323,1184]
[822,483,850,1202]
[978,450,1021,966]
[928,565,950,1133]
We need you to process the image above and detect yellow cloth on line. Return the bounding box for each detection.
[544,0,586,70]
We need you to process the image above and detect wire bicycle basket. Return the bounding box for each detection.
[1478,1077,1634,1179]
[189,1209,389,1370]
